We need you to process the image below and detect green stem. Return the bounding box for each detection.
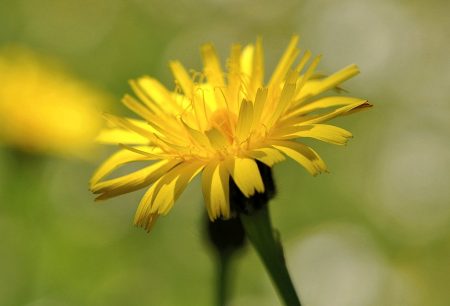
[240,205,301,306]
[216,252,231,306]
[206,216,245,306]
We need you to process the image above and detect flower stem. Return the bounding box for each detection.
[216,252,231,306]
[239,204,302,306]
[206,216,246,306]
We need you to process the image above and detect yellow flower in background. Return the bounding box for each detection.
[0,46,108,158]
[90,36,371,231]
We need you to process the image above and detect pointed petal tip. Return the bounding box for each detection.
[290,35,300,44]
[134,213,159,233]
[352,100,373,111]
[91,184,102,194]
[352,64,360,70]
[88,181,96,190]
[200,42,215,52]
[362,101,373,107]
[168,60,182,70]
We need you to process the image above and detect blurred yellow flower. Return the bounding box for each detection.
[0,46,108,158]
[90,36,371,231]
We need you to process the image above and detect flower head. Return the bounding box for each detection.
[0,46,108,158]
[91,36,371,231]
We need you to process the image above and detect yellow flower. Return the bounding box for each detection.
[0,46,108,158]
[91,36,371,231]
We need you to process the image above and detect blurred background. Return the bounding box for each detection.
[0,0,449,305]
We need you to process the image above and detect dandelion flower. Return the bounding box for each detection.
[90,36,371,231]
[0,46,108,158]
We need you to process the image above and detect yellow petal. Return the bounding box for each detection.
[103,114,173,151]
[295,50,312,72]
[136,76,182,113]
[153,162,204,215]
[195,83,218,112]
[268,35,300,88]
[277,124,353,145]
[205,127,228,149]
[191,89,209,131]
[202,161,217,220]
[227,44,242,113]
[226,157,264,197]
[298,64,360,100]
[302,100,370,124]
[134,162,204,228]
[134,179,160,228]
[228,44,242,76]
[247,148,285,166]
[92,159,179,200]
[288,96,366,118]
[118,144,165,158]
[169,60,194,97]
[96,128,149,145]
[240,44,254,81]
[236,99,254,141]
[90,146,159,186]
[252,87,268,128]
[136,213,159,233]
[129,79,163,116]
[202,161,230,220]
[266,72,297,127]
[179,118,211,148]
[122,95,183,141]
[103,114,155,140]
[122,94,154,122]
[201,43,225,88]
[247,37,264,100]
[272,140,327,176]
[296,55,321,92]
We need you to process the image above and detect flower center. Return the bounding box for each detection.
[209,109,237,143]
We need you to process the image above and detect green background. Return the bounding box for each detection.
[1,0,449,305]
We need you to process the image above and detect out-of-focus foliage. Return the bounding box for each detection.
[0,0,449,305]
